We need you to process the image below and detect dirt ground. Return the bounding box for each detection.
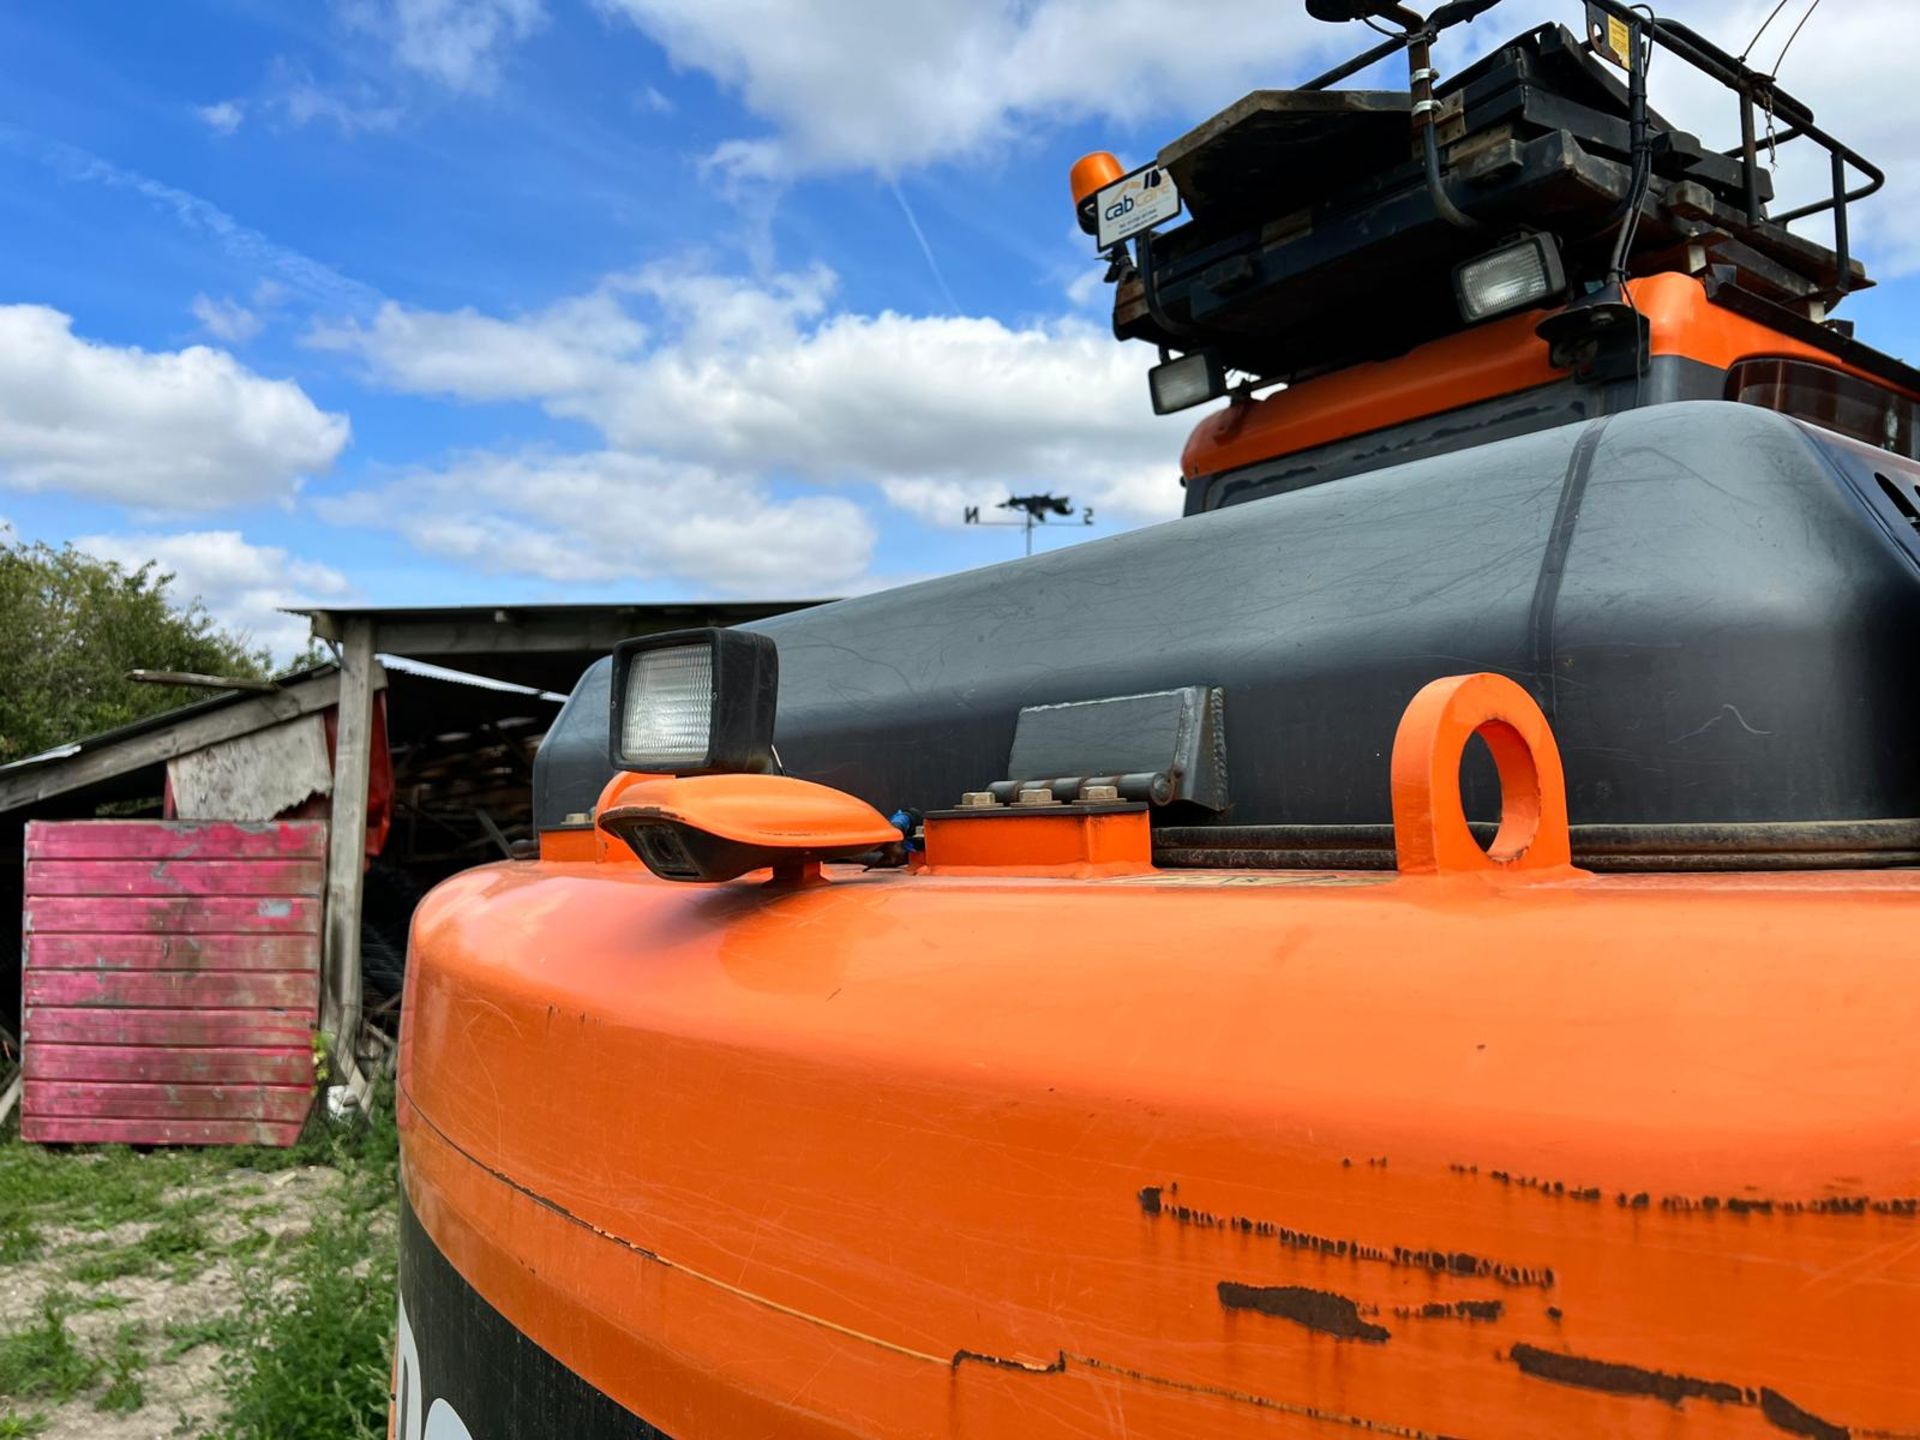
[0,1142,384,1440]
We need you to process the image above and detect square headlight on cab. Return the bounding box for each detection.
[608,627,779,775]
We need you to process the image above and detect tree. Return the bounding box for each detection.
[0,536,274,763]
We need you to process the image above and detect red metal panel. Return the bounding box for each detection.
[25,819,328,860]
[21,819,324,1148]
[24,1081,314,1123]
[25,934,319,972]
[25,859,325,897]
[25,1044,313,1086]
[20,1117,307,1147]
[25,1006,316,1048]
[24,895,322,935]
[24,969,316,1010]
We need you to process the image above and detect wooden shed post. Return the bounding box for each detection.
[322,617,377,1081]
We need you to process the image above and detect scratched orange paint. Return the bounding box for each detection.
[399,676,1920,1438]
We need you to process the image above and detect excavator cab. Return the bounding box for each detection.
[1068,0,1911,513]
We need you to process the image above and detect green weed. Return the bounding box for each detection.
[160,1314,245,1363]
[0,1293,102,1404]
[95,1324,147,1415]
[0,1412,50,1438]
[207,1084,398,1440]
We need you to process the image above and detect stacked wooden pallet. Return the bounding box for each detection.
[20,819,324,1146]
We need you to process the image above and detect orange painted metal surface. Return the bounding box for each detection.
[399,677,1920,1438]
[1181,272,1920,480]
[597,771,900,850]
[922,806,1152,877]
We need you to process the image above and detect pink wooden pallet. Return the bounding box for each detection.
[21,820,325,1146]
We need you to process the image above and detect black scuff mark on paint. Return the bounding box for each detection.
[1137,1185,1162,1216]
[1760,1387,1850,1440]
[1510,1342,1744,1406]
[1218,1282,1391,1342]
[1395,1299,1503,1322]
[1511,1344,1859,1437]
[1143,1189,1554,1289]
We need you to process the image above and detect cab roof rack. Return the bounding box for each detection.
[1114,0,1884,385]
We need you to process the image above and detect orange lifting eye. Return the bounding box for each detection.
[1070,150,1124,235]
[1389,672,1577,877]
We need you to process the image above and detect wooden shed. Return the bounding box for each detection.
[1,600,823,1142]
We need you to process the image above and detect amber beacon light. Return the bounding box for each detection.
[1071,150,1124,235]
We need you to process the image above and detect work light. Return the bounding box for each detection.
[1452,234,1567,324]
[1148,349,1226,415]
[608,628,778,775]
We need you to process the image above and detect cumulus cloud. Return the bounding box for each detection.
[316,450,874,594]
[590,0,1916,272]
[72,529,353,660]
[309,289,648,401]
[196,100,244,134]
[313,263,1189,530]
[0,306,349,509]
[344,0,546,94]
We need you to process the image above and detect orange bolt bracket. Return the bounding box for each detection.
[1390,672,1575,876]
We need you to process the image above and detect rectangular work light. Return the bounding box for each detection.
[1148,349,1227,415]
[608,627,779,775]
[1452,234,1567,324]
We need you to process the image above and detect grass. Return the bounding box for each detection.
[95,1325,148,1416]
[0,1080,401,1437]
[61,1213,213,1285]
[161,1316,246,1364]
[0,1293,102,1405]
[206,1084,399,1440]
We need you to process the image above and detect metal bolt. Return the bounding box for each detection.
[958,792,1000,809]
[1016,788,1060,807]
[1082,784,1120,803]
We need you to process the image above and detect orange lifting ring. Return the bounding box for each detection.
[1390,672,1575,876]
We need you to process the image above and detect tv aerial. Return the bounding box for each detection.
[963,493,1095,556]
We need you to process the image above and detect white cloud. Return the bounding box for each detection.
[0,306,349,509]
[345,0,546,94]
[269,61,407,135]
[314,263,1188,530]
[197,100,244,134]
[636,84,674,114]
[591,0,1352,176]
[71,529,352,660]
[591,0,1920,274]
[309,290,648,401]
[316,450,873,594]
[191,293,263,344]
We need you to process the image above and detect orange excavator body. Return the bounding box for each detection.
[392,6,1920,1436]
[397,678,1920,1439]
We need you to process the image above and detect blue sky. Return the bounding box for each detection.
[0,0,1914,657]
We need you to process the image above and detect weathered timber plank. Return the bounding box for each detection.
[24,895,321,936]
[24,1045,312,1086]
[25,1081,313,1123]
[25,819,328,861]
[25,934,319,972]
[21,1116,305,1147]
[0,678,346,813]
[24,970,318,1011]
[24,1007,315,1048]
[26,859,324,898]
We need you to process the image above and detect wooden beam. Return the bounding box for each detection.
[128,670,280,693]
[321,618,376,1073]
[0,673,355,814]
[303,605,812,660]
